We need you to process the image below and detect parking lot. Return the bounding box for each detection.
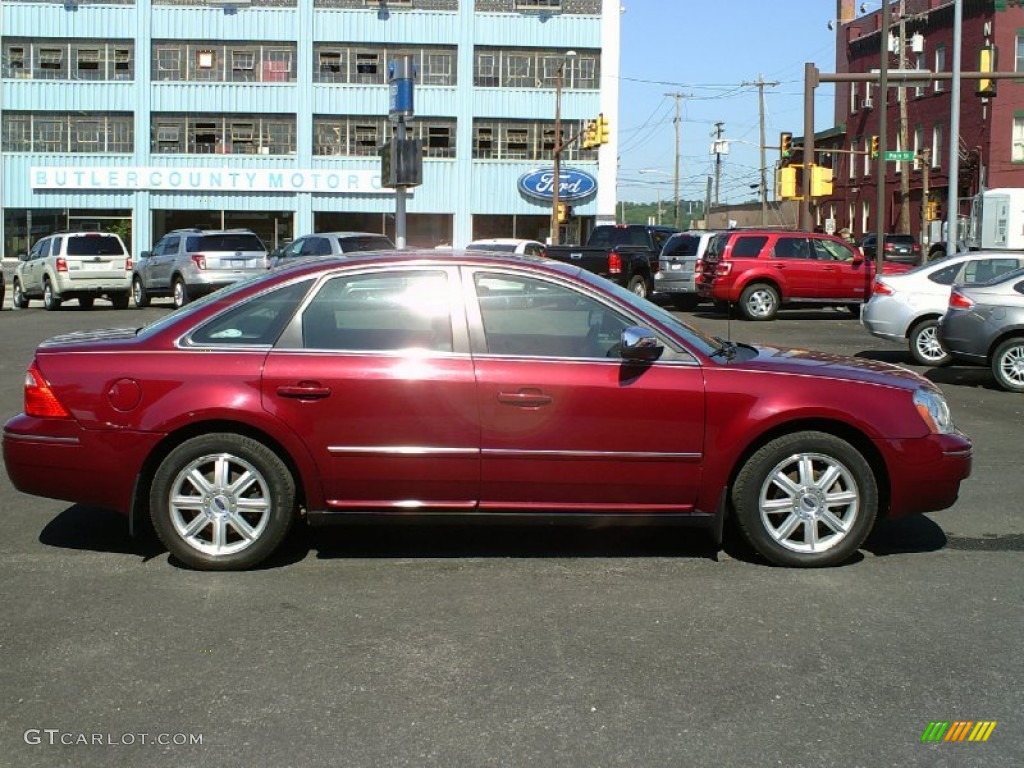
[0,276,1021,767]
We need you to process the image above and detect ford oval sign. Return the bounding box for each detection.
[518,168,597,202]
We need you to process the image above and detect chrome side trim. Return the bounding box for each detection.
[483,448,701,460]
[2,432,81,445]
[327,446,480,456]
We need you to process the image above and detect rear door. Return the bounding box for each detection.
[63,234,128,287]
[193,233,268,276]
[770,235,820,297]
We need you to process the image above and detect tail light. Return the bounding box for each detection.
[125,259,133,271]
[55,257,68,273]
[911,244,921,253]
[24,364,71,419]
[948,290,974,310]
[715,261,732,276]
[608,251,623,275]
[191,254,207,270]
[694,258,703,274]
[884,242,896,253]
[872,279,894,296]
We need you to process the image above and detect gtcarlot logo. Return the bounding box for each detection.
[921,720,997,743]
[24,729,203,747]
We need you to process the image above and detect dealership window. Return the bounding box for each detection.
[230,49,257,82]
[5,45,27,77]
[38,47,65,79]
[473,47,599,89]
[1013,115,1024,163]
[76,47,102,79]
[515,0,563,10]
[151,114,296,156]
[153,41,297,83]
[934,44,945,92]
[312,44,455,86]
[155,47,182,79]
[472,118,595,161]
[2,39,132,81]
[1,112,132,153]
[312,116,456,159]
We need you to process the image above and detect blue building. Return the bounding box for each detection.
[1,0,620,258]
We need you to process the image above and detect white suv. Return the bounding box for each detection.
[13,231,132,310]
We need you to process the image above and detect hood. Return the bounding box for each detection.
[40,328,140,348]
[739,344,928,390]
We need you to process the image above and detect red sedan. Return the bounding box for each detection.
[2,251,972,570]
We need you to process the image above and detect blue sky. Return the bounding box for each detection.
[616,0,859,204]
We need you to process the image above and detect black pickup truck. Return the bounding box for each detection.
[545,224,679,298]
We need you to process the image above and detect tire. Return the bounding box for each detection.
[928,247,946,262]
[149,434,296,571]
[738,283,779,321]
[627,274,649,299]
[732,431,878,567]
[110,292,130,310]
[172,276,189,309]
[132,277,150,308]
[844,303,861,318]
[991,337,1024,393]
[908,318,951,366]
[674,295,699,311]
[13,279,29,309]
[42,279,62,311]
[78,296,95,310]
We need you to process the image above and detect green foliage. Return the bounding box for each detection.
[617,200,706,228]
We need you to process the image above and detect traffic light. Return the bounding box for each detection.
[810,164,833,198]
[870,135,880,158]
[582,120,598,149]
[978,45,997,97]
[596,113,610,145]
[778,166,802,200]
[925,200,940,220]
[557,202,570,223]
[780,132,793,160]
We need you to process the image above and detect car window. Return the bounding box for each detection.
[813,239,857,262]
[65,234,126,256]
[730,236,768,258]
[663,235,700,258]
[189,280,314,346]
[186,234,266,252]
[156,236,180,256]
[474,272,630,359]
[301,270,452,352]
[524,244,544,257]
[338,236,393,252]
[467,243,517,253]
[929,262,963,286]
[651,230,674,251]
[963,258,1022,284]
[773,236,810,260]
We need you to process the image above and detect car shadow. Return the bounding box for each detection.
[38,504,165,560]
[863,515,948,557]
[688,308,858,322]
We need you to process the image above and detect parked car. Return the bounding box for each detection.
[466,238,547,257]
[861,252,1024,365]
[938,267,1024,392]
[860,233,922,265]
[11,231,132,311]
[653,230,718,310]
[133,228,269,309]
[269,232,395,268]
[696,230,911,321]
[2,250,972,571]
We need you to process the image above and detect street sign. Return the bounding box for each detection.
[885,150,915,162]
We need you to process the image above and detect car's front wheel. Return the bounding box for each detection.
[909,318,951,366]
[738,283,780,321]
[12,279,29,309]
[149,434,296,571]
[732,431,878,567]
[991,337,1024,393]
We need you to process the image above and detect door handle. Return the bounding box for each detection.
[277,382,331,400]
[772,263,786,269]
[497,390,553,407]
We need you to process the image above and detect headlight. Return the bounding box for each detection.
[914,388,954,434]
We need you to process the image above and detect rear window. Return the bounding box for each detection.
[662,235,700,257]
[888,235,915,244]
[186,234,266,252]
[467,243,516,253]
[339,236,394,252]
[65,235,126,257]
[587,227,652,248]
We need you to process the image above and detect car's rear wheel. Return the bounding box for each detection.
[149,434,296,571]
[738,283,779,321]
[844,303,861,318]
[909,318,951,366]
[132,277,150,308]
[732,431,877,567]
[627,274,649,298]
[42,279,61,311]
[172,276,189,309]
[78,297,95,310]
[991,337,1024,393]
[12,279,29,309]
[110,292,130,310]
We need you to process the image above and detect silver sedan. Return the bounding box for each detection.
[861,251,1024,365]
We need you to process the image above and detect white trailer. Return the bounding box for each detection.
[966,187,1024,251]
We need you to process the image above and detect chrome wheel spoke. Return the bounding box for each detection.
[181,513,209,539]
[226,511,258,541]
[819,508,849,535]
[775,513,803,541]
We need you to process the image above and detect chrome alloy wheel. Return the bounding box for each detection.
[995,340,1024,390]
[757,452,859,554]
[911,321,950,365]
[168,452,272,557]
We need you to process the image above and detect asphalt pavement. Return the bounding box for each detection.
[0,292,1020,768]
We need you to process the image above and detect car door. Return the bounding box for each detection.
[261,266,480,511]
[770,235,821,297]
[23,238,50,296]
[812,237,872,300]
[148,235,180,290]
[465,268,706,511]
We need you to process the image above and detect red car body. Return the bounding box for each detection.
[3,251,971,570]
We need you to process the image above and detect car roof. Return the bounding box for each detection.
[299,231,393,239]
[467,238,542,245]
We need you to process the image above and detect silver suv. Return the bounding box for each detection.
[13,231,132,311]
[653,230,718,310]
[133,228,268,308]
[268,231,394,269]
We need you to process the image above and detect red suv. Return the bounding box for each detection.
[696,230,907,320]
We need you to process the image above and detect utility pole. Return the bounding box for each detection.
[742,75,779,225]
[921,147,931,251]
[898,0,911,234]
[666,92,685,228]
[875,0,891,272]
[713,121,725,206]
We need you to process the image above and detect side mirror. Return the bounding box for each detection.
[18,252,29,262]
[620,326,663,362]
[139,250,151,260]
